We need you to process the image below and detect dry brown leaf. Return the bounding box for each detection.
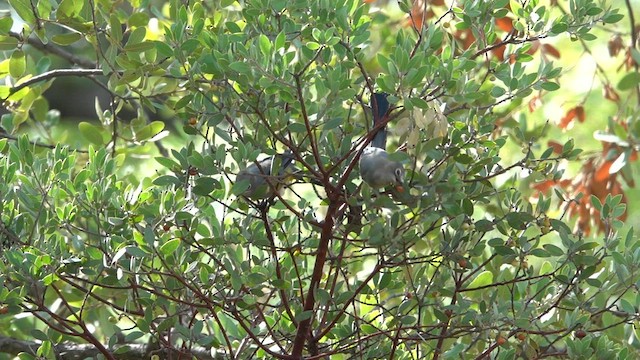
[528,94,542,112]
[542,44,561,59]
[608,34,624,57]
[603,83,620,102]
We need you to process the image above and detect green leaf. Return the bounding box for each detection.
[229,61,251,74]
[155,41,174,58]
[617,72,640,91]
[505,212,534,230]
[258,34,271,57]
[51,32,82,46]
[550,22,567,34]
[306,41,320,50]
[467,271,493,289]
[475,219,494,232]
[153,175,182,186]
[9,49,25,78]
[57,0,84,18]
[135,121,165,141]
[110,14,123,43]
[603,13,624,24]
[78,122,105,145]
[8,0,36,24]
[193,177,219,196]
[590,194,603,212]
[295,310,313,322]
[378,272,391,290]
[0,17,13,35]
[540,82,559,91]
[129,12,150,27]
[275,31,285,50]
[155,157,181,170]
[543,244,564,256]
[30,329,48,341]
[0,35,18,51]
[160,239,181,255]
[124,41,155,52]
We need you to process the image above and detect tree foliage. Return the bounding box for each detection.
[0,0,639,359]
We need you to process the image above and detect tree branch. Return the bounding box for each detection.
[9,31,97,69]
[4,68,105,100]
[0,334,224,360]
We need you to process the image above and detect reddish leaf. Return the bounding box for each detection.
[624,49,638,70]
[495,17,514,32]
[532,179,570,194]
[406,6,434,29]
[594,160,612,182]
[539,147,629,236]
[547,141,564,154]
[526,40,541,55]
[575,106,585,122]
[603,83,620,102]
[404,0,437,29]
[542,44,561,59]
[492,40,506,61]
[608,34,624,57]
[528,94,542,112]
[559,106,585,129]
[532,180,556,193]
[455,29,476,50]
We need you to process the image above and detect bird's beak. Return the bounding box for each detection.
[394,184,404,193]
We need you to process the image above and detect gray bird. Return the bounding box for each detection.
[236,152,295,199]
[359,93,405,192]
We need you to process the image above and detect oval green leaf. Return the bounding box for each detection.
[78,122,105,145]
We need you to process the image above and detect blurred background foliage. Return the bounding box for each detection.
[0,0,639,359]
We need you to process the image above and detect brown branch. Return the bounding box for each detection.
[0,334,223,360]
[9,31,97,68]
[4,68,105,100]
[472,32,547,60]
[291,199,340,357]
[260,206,298,328]
[0,125,88,154]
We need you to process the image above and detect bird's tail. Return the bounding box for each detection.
[371,92,390,149]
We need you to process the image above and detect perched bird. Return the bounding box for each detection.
[236,151,295,200]
[359,93,405,192]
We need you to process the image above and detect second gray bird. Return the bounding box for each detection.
[236,152,295,199]
[359,93,405,191]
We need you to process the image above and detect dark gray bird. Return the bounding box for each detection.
[236,152,295,199]
[359,93,405,191]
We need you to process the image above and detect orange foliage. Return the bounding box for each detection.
[558,106,585,129]
[496,17,514,32]
[405,0,437,29]
[547,141,564,154]
[533,144,632,235]
[528,94,542,112]
[542,44,561,59]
